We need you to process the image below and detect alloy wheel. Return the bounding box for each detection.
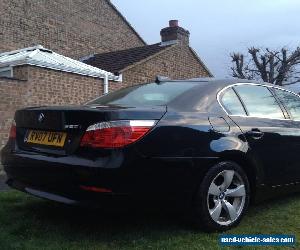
[207,170,246,226]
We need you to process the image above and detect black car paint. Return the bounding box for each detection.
[14,106,166,156]
[229,116,300,185]
[1,78,300,209]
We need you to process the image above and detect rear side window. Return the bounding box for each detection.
[273,88,300,120]
[87,82,199,106]
[221,88,246,115]
[234,85,284,119]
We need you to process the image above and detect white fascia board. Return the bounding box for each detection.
[0,46,119,81]
[0,45,45,57]
[0,60,118,81]
[114,73,123,82]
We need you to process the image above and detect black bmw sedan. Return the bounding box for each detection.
[2,78,300,231]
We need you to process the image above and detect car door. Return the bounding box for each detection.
[271,87,300,183]
[220,84,292,185]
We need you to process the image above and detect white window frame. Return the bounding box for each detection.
[0,66,13,78]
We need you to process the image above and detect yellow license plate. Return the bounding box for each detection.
[26,130,67,147]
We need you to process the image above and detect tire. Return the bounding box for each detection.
[192,161,250,232]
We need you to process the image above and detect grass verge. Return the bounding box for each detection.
[0,191,299,250]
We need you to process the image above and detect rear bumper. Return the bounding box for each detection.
[7,179,80,205]
[6,178,131,208]
[1,145,132,200]
[1,145,217,209]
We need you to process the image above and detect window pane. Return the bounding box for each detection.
[0,69,12,78]
[88,82,200,106]
[221,88,246,115]
[274,89,300,120]
[235,85,284,119]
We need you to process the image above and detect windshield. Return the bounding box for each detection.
[87,82,199,106]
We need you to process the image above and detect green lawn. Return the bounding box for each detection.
[0,191,299,250]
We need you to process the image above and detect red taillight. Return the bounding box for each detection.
[80,185,112,193]
[80,120,156,149]
[9,120,16,139]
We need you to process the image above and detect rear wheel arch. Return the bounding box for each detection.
[217,151,260,203]
[191,160,251,231]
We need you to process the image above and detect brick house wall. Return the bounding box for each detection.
[121,45,210,86]
[0,78,25,147]
[0,0,145,58]
[0,66,119,147]
[0,3,214,152]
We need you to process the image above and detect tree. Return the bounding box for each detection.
[230,47,300,86]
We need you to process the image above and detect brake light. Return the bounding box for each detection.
[80,120,156,149]
[80,185,112,193]
[9,120,16,139]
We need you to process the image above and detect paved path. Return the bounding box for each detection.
[0,162,9,191]
[0,174,9,191]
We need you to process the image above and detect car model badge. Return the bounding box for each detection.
[65,124,81,129]
[38,113,45,123]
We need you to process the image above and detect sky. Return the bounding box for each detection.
[111,0,300,77]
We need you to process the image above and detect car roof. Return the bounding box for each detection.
[165,78,279,112]
[166,77,292,96]
[165,77,272,88]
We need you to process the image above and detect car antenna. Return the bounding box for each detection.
[155,75,170,84]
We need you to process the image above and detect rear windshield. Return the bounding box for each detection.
[87,82,198,106]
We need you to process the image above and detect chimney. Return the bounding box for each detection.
[160,20,190,46]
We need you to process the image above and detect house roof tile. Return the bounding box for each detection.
[83,43,173,73]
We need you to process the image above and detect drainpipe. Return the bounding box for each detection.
[104,74,109,94]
